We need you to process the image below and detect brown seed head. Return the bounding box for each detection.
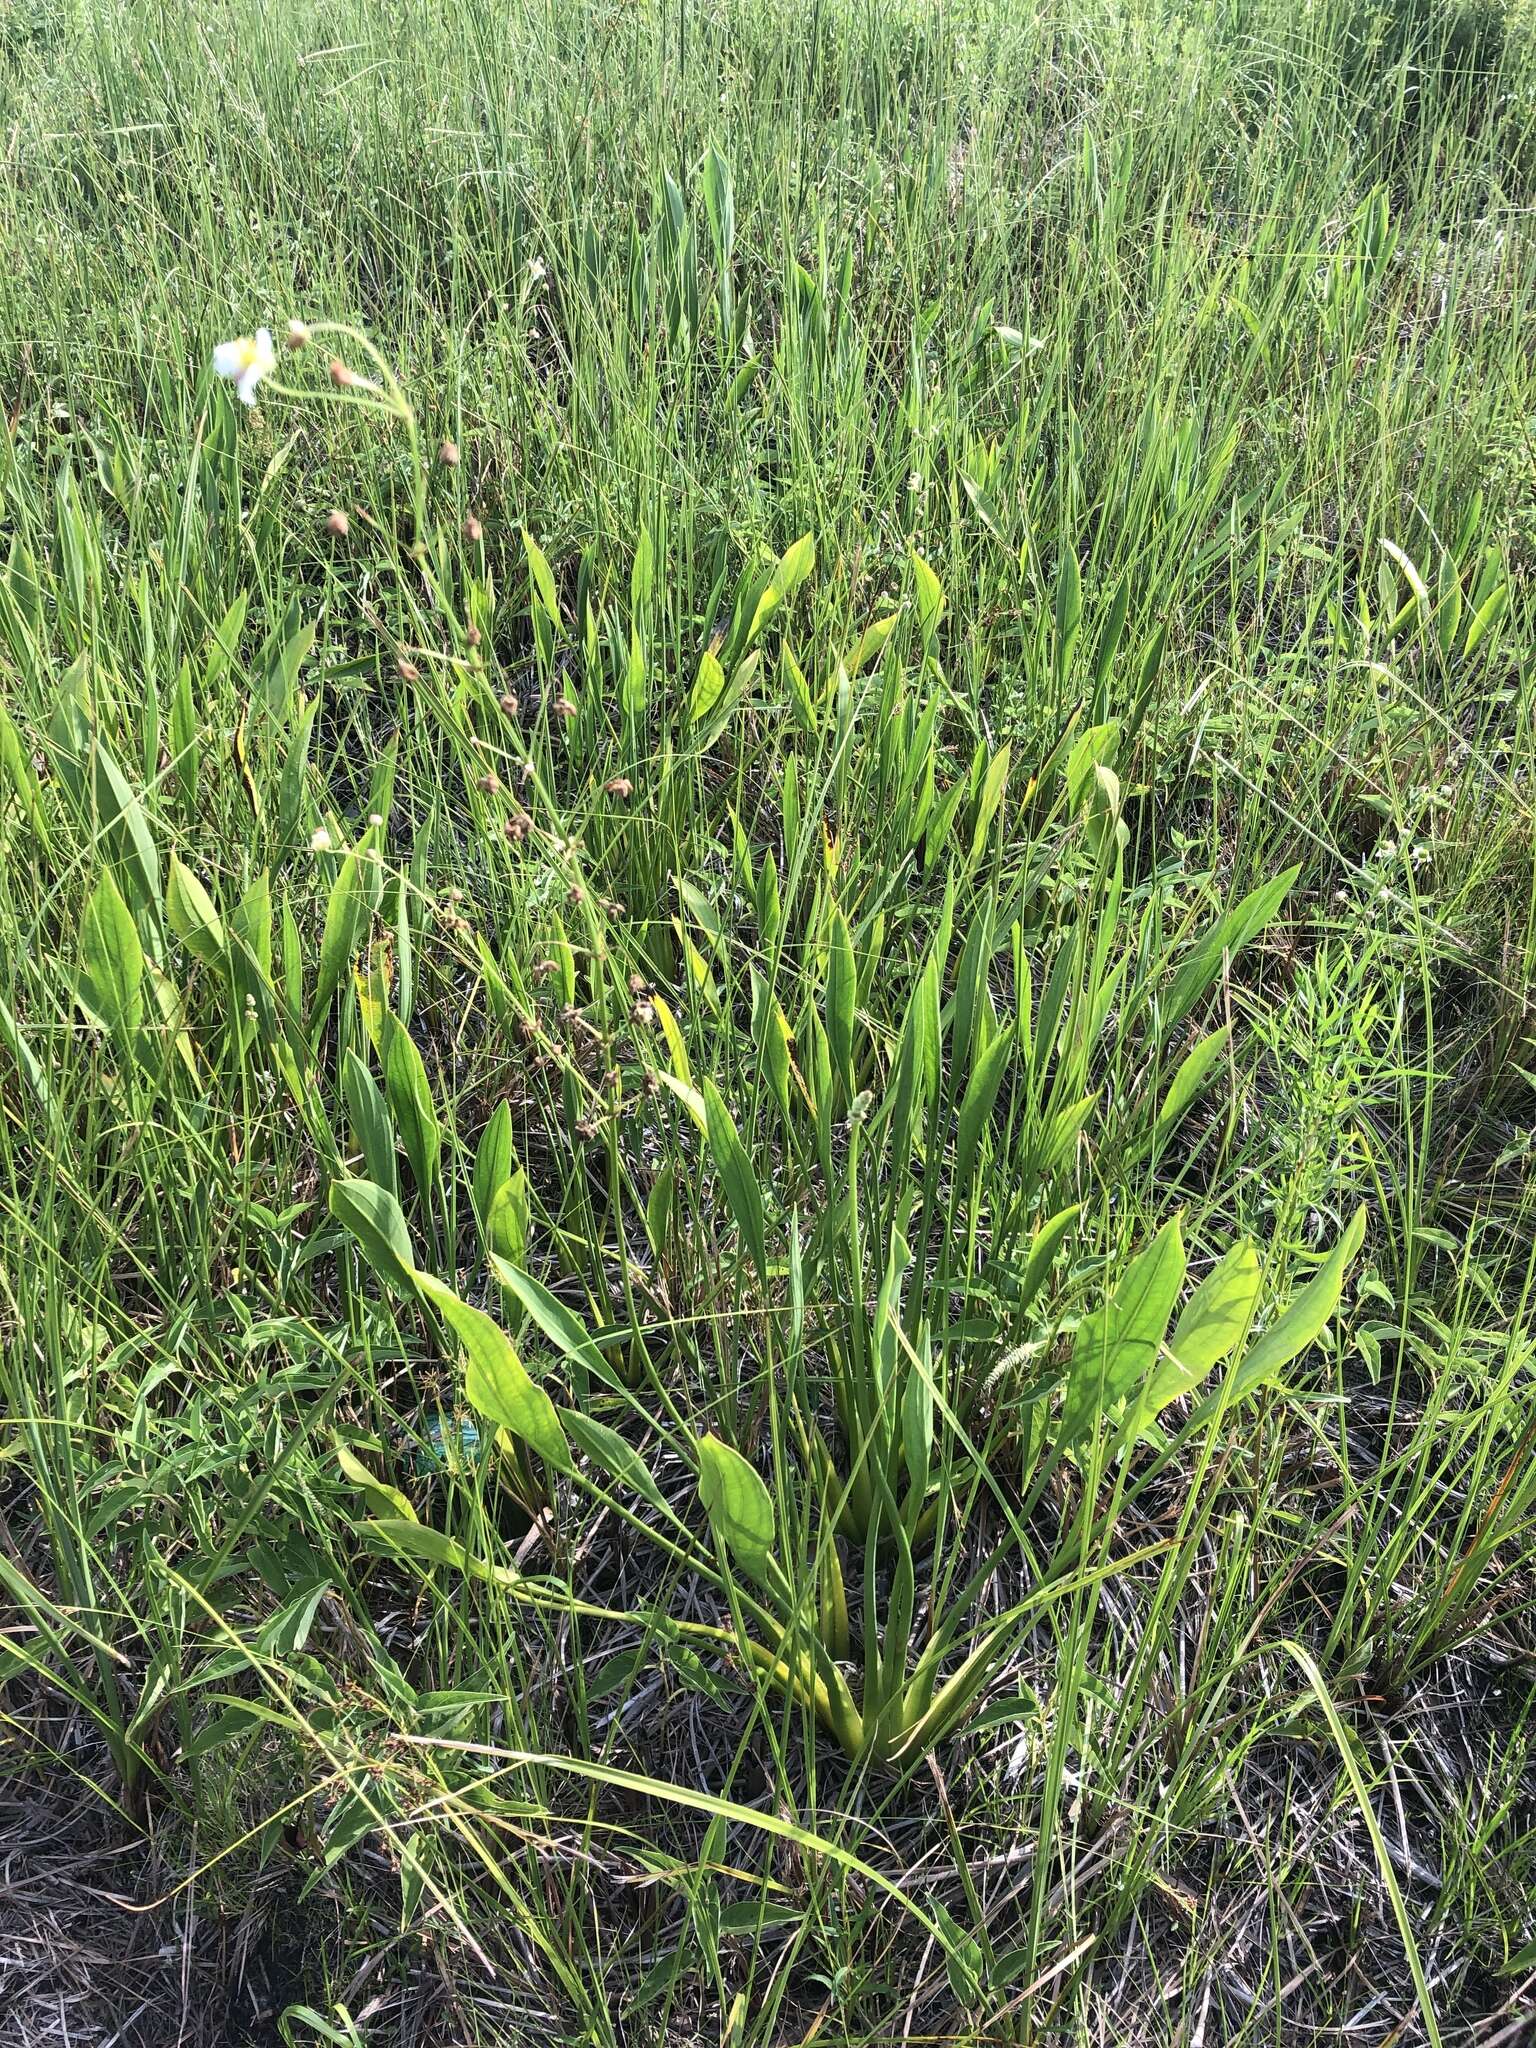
[438,439,460,467]
[287,319,312,350]
[396,657,420,682]
[329,357,357,388]
[604,776,633,799]
[467,624,482,647]
[325,508,350,538]
[499,691,520,719]
[464,515,483,544]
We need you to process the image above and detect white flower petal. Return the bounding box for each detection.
[212,339,247,380]
[235,364,265,405]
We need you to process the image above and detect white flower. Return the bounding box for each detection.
[212,328,277,406]
[527,257,547,285]
[309,826,333,854]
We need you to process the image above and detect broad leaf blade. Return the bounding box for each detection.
[1059,1217,1186,1448]
[696,1432,775,1584]
[414,1272,571,1471]
[329,1176,416,1293]
[80,869,144,1045]
[701,1078,767,1281]
[1203,1208,1367,1415]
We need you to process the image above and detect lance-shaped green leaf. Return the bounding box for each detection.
[485,1172,529,1269]
[1162,869,1298,1034]
[342,1051,398,1194]
[472,1101,514,1229]
[80,869,144,1044]
[329,1175,415,1293]
[1059,1217,1186,1448]
[844,612,899,676]
[1170,1239,1262,1376]
[0,994,55,1123]
[414,1271,570,1471]
[230,871,273,979]
[912,549,945,648]
[696,1432,776,1585]
[746,533,815,642]
[1154,1024,1231,1140]
[701,1077,767,1281]
[1066,722,1117,811]
[561,1408,666,1513]
[384,1019,441,1194]
[336,1443,418,1522]
[0,699,49,849]
[1190,1208,1367,1425]
[1013,1205,1080,1317]
[688,647,728,724]
[953,1025,1014,1189]
[1124,1239,1261,1442]
[93,738,161,922]
[311,845,371,1025]
[166,856,227,967]
[522,527,561,625]
[824,903,856,1096]
[490,1254,615,1389]
[881,963,933,1170]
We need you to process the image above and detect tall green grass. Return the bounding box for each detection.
[1,0,1534,2039]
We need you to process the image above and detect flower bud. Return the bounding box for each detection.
[325,508,350,538]
[287,319,311,350]
[329,357,356,388]
[464,515,483,543]
[438,439,460,467]
[397,657,420,682]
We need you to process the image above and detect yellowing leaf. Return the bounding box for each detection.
[843,612,900,677]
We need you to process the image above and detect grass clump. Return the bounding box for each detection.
[1,0,1535,2041]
